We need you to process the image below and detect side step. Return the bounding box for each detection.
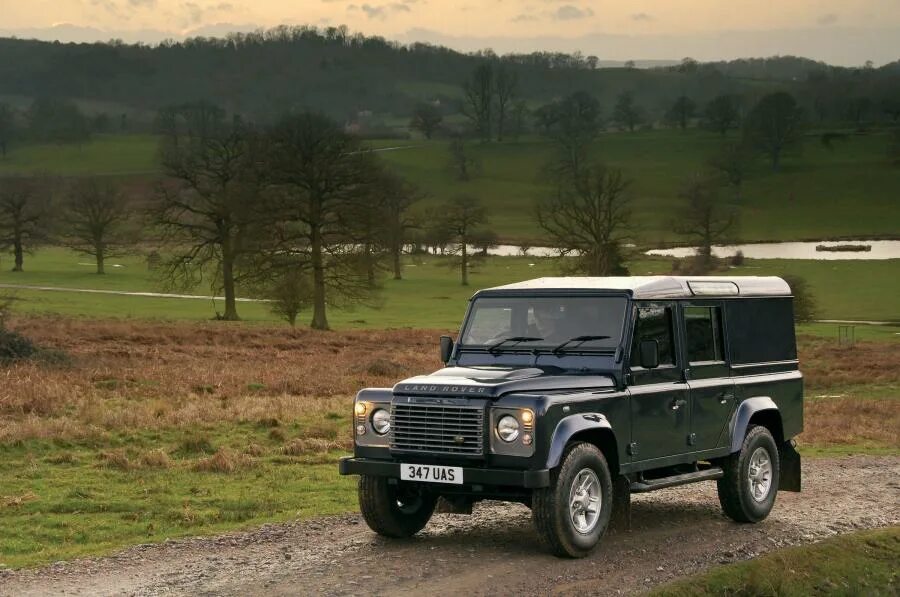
[629,467,724,493]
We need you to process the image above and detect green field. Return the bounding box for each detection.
[1,129,898,244]
[0,135,159,176]
[1,248,898,331]
[654,527,900,596]
[0,426,356,568]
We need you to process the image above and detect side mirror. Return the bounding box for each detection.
[440,335,454,364]
[639,339,660,369]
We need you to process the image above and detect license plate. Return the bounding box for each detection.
[400,463,463,485]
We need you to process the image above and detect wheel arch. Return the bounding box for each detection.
[546,414,620,476]
[730,396,783,453]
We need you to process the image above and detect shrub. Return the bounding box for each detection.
[782,274,819,323]
[0,328,37,364]
[729,250,745,266]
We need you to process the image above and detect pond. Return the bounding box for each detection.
[644,240,900,261]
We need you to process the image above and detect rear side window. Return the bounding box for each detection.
[630,306,676,367]
[725,298,798,364]
[685,306,725,363]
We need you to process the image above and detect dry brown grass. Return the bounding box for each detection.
[0,317,441,442]
[139,449,172,469]
[798,335,900,391]
[803,397,900,448]
[192,448,254,473]
[0,317,896,450]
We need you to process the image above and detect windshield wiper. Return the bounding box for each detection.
[487,336,544,355]
[552,335,611,354]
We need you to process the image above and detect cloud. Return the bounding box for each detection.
[631,12,653,22]
[511,14,538,23]
[554,5,593,20]
[347,3,412,20]
[817,13,838,26]
[128,0,157,7]
[179,1,235,26]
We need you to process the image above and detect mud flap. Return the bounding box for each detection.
[608,475,631,533]
[779,440,801,492]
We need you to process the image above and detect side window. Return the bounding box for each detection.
[630,306,676,367]
[685,306,725,363]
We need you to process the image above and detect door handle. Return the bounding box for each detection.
[671,399,687,411]
[719,393,734,404]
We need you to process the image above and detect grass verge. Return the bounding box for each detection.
[652,526,900,596]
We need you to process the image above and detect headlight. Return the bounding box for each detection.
[371,408,391,435]
[496,415,520,442]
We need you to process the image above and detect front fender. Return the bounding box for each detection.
[730,396,778,453]
[546,413,614,469]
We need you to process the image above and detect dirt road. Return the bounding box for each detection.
[2,455,898,597]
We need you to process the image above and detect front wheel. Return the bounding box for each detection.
[532,442,613,558]
[358,475,437,538]
[717,425,780,523]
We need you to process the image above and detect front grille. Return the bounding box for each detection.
[391,403,484,456]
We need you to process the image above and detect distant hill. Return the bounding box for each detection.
[0,27,897,129]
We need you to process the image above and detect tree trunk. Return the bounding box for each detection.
[771,148,781,172]
[460,242,469,286]
[221,250,240,321]
[310,211,330,330]
[392,244,402,280]
[96,245,106,275]
[12,236,23,272]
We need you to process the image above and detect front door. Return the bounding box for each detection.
[627,302,690,462]
[682,302,736,451]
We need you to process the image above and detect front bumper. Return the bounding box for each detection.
[339,457,551,488]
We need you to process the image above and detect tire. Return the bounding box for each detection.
[358,475,437,538]
[532,442,613,558]
[718,425,780,523]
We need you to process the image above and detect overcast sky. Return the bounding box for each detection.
[1,0,898,66]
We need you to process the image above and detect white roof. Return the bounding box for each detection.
[480,276,791,299]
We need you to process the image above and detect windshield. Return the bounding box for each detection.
[460,296,627,352]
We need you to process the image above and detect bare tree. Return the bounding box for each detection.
[447,136,481,182]
[0,103,16,159]
[409,102,443,139]
[266,112,376,330]
[538,91,603,179]
[889,128,900,167]
[613,92,643,132]
[63,178,130,275]
[0,176,52,272]
[675,173,738,272]
[665,96,696,130]
[461,63,493,141]
[154,102,265,321]
[536,164,634,276]
[377,171,421,280]
[438,195,489,286]
[494,65,518,142]
[704,94,742,135]
[266,265,313,327]
[707,143,748,200]
[743,92,805,171]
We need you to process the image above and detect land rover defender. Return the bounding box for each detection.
[339,276,803,557]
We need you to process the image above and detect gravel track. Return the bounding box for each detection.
[2,455,898,597]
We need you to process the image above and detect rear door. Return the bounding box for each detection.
[627,302,691,462]
[682,302,735,452]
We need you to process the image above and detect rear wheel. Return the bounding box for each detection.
[358,475,437,538]
[718,425,780,523]
[532,443,613,558]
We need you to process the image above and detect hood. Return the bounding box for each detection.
[393,366,615,398]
